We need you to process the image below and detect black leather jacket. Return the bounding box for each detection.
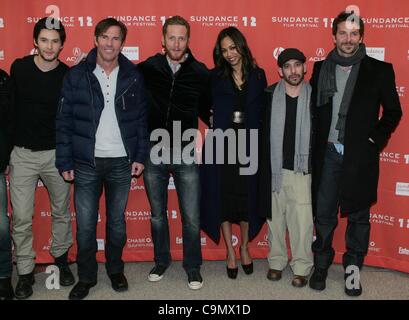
[138,50,212,143]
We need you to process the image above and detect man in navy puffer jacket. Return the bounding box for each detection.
[56,18,148,300]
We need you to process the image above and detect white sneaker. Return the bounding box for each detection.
[147,265,168,282]
[187,270,203,290]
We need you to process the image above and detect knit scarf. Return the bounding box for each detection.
[270,80,311,192]
[317,43,366,143]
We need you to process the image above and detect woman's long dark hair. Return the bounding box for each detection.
[213,27,256,81]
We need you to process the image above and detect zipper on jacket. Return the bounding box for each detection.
[116,78,137,111]
[115,78,137,163]
[165,76,176,128]
[86,72,97,168]
[58,97,64,114]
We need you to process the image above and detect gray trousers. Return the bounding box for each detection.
[9,147,73,275]
[267,169,314,276]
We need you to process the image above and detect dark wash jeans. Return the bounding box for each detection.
[74,157,131,283]
[0,173,12,278]
[312,143,371,270]
[143,153,202,273]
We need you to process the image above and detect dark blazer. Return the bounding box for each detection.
[310,55,402,213]
[200,66,267,243]
[56,48,149,173]
[0,69,10,171]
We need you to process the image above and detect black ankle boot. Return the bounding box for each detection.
[15,272,35,300]
[344,269,362,297]
[309,268,328,291]
[55,252,75,286]
[69,281,96,300]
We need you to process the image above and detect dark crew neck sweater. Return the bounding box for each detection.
[10,55,69,150]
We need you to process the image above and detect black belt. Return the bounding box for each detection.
[15,145,51,152]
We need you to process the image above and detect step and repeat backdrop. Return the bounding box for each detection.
[0,0,408,273]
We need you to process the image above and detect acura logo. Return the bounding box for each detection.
[316,48,325,57]
[232,235,239,246]
[73,47,82,57]
[273,47,285,60]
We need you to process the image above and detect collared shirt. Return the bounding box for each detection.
[333,143,344,155]
[93,64,127,158]
[166,53,189,74]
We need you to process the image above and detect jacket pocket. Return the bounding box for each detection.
[122,92,139,111]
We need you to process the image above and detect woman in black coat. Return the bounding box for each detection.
[200,27,266,279]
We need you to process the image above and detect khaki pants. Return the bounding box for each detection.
[9,147,73,275]
[267,169,313,276]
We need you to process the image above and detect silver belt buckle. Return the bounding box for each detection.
[232,111,245,124]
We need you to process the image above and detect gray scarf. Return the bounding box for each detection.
[270,80,311,192]
[317,43,366,143]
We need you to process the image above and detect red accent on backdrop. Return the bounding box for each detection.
[0,0,408,273]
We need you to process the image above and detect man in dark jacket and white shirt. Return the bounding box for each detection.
[56,18,148,300]
[138,15,211,290]
[309,11,402,297]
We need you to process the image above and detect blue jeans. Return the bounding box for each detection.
[74,157,131,283]
[0,173,12,278]
[143,155,202,273]
[312,143,371,270]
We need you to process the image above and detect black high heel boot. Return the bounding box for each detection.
[226,266,238,279]
[226,251,238,279]
[240,246,253,275]
[241,262,253,275]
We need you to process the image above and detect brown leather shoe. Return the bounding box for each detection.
[292,275,308,288]
[267,269,282,281]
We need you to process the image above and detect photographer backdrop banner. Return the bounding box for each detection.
[0,0,408,273]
